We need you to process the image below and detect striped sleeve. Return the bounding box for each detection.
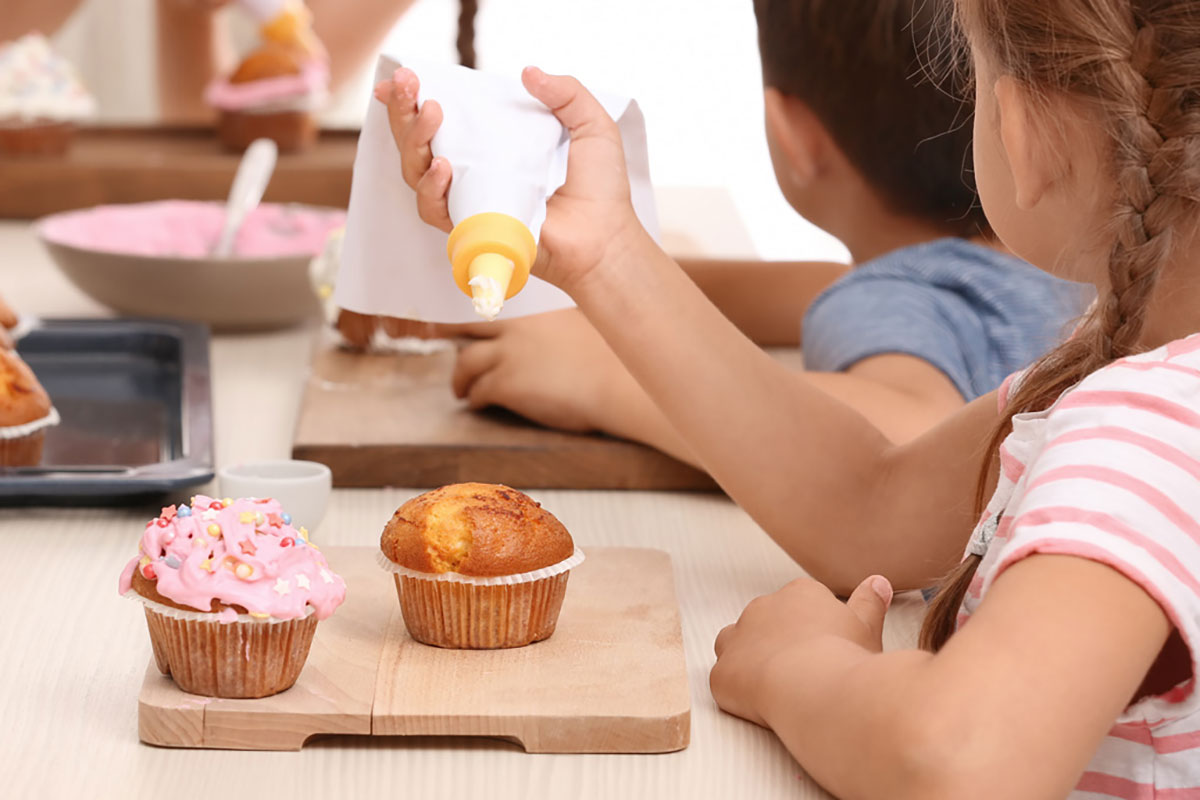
[983,348,1200,723]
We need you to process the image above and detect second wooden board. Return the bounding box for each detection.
[138,546,691,753]
[291,346,717,490]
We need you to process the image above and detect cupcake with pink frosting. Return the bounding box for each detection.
[205,42,328,154]
[119,494,345,698]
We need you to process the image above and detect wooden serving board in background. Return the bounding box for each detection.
[0,126,357,219]
[291,346,718,490]
[139,546,691,753]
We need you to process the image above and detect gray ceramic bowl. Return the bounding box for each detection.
[37,202,344,331]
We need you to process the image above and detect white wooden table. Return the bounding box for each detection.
[0,195,921,800]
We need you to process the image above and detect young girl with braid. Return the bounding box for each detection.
[385,0,1200,793]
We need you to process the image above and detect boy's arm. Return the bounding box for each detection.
[713,555,1171,799]
[679,258,850,346]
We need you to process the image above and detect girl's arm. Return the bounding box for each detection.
[575,227,998,591]
[378,67,995,591]
[714,555,1171,799]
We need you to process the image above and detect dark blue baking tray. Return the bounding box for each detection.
[1,318,213,499]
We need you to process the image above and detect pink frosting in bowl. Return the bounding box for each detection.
[119,495,346,622]
[38,201,345,260]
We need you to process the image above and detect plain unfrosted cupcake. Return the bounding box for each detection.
[0,33,96,157]
[379,482,584,649]
[0,348,58,466]
[118,495,346,698]
[205,42,327,154]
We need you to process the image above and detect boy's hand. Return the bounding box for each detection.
[710,575,892,727]
[376,66,645,296]
[450,308,624,433]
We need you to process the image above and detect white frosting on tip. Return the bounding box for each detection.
[468,275,504,321]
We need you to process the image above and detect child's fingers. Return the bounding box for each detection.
[843,575,893,647]
[464,368,503,411]
[452,340,502,399]
[399,100,443,190]
[521,66,618,141]
[415,157,454,233]
[713,623,735,657]
[336,309,378,349]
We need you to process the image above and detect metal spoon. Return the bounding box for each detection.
[212,138,279,258]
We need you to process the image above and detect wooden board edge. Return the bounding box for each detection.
[290,443,719,491]
[138,663,206,748]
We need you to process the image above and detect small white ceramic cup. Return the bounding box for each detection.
[217,459,332,531]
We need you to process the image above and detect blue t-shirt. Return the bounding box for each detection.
[802,239,1091,400]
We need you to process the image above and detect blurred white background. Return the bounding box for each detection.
[52,0,849,263]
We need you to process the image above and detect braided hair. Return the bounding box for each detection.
[921,0,1200,651]
[457,0,478,69]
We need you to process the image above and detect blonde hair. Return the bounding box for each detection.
[921,0,1200,651]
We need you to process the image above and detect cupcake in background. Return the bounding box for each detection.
[0,348,59,466]
[0,33,96,157]
[205,41,328,154]
[119,495,346,698]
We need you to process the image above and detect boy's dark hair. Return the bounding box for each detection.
[753,0,988,237]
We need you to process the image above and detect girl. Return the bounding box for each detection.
[384,0,1200,794]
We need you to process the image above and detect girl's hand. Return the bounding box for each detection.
[710,575,893,726]
[376,66,644,296]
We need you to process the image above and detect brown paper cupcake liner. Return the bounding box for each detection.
[378,548,584,649]
[217,110,317,154]
[0,407,59,467]
[130,593,318,698]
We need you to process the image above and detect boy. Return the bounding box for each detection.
[365,0,1088,464]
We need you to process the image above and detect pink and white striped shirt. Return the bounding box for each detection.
[958,334,1200,799]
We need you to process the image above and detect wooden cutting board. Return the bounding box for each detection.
[290,345,717,490]
[0,126,356,219]
[137,546,691,753]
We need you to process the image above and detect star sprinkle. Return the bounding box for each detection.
[267,513,284,528]
[238,539,257,556]
[200,558,214,573]
[319,569,334,584]
[201,508,220,522]
[239,511,256,524]
[295,574,310,590]
[177,505,192,518]
[160,505,177,523]
[273,578,291,596]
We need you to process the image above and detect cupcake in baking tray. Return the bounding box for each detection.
[379,482,584,649]
[205,41,328,154]
[0,33,96,157]
[119,495,346,698]
[0,348,59,466]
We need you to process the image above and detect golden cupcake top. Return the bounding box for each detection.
[380,482,574,577]
[0,348,50,427]
[230,42,307,84]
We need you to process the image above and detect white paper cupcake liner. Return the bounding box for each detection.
[122,589,316,625]
[376,546,585,585]
[0,406,59,440]
[10,314,39,341]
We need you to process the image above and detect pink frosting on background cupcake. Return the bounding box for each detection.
[204,60,329,111]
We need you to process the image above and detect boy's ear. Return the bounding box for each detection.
[994,77,1053,211]
[764,88,826,185]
